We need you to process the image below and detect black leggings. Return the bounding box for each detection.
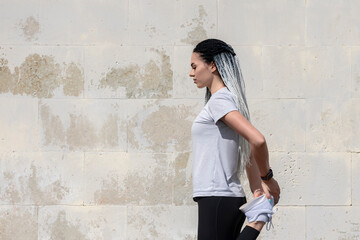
[194,196,260,240]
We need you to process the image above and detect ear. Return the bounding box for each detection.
[209,61,217,73]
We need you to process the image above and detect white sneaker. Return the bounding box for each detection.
[239,194,278,231]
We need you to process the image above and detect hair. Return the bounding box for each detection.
[193,38,252,176]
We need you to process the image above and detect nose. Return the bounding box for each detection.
[189,69,194,77]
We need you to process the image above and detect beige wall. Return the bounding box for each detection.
[0,0,359,239]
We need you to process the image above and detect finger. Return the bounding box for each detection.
[264,189,271,200]
[261,182,272,200]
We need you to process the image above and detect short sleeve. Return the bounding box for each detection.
[207,92,238,123]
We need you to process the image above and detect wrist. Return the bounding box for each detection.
[259,168,273,181]
[261,178,273,183]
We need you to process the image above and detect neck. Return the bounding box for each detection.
[209,75,226,95]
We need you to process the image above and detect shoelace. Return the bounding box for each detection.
[265,207,278,231]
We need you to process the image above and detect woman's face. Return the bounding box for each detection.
[189,52,214,88]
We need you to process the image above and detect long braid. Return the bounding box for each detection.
[213,52,251,176]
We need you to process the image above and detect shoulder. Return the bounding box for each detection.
[206,88,238,122]
[209,88,236,105]
[208,89,237,111]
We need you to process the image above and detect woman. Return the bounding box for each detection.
[189,39,280,240]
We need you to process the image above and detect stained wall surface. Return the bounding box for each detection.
[0,0,359,239]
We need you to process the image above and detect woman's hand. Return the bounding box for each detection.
[261,178,280,205]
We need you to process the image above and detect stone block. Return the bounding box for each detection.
[306,206,360,239]
[271,152,351,205]
[174,0,217,46]
[84,152,175,205]
[0,205,38,240]
[248,99,306,152]
[307,0,360,45]
[38,99,127,151]
[84,46,173,99]
[38,205,127,239]
[262,46,351,99]
[127,99,202,153]
[257,206,305,240]
[306,98,360,152]
[38,0,128,45]
[0,0,40,44]
[128,0,217,46]
[218,0,305,45]
[0,45,84,98]
[0,152,83,205]
[127,205,197,240]
[0,97,38,151]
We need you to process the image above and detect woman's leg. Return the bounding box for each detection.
[196,196,247,240]
[236,225,261,240]
[196,197,217,240]
[236,207,264,239]
[247,221,265,231]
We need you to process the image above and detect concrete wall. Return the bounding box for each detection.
[0,0,359,239]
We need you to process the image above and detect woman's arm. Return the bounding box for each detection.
[221,110,280,203]
[245,152,263,194]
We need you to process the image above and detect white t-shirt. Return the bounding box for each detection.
[191,87,246,198]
